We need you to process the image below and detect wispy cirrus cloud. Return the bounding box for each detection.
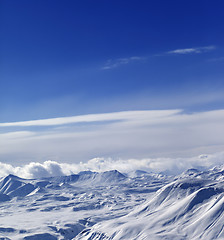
[102,45,216,70]
[166,45,216,55]
[102,56,145,70]
[1,109,224,166]
[0,110,178,127]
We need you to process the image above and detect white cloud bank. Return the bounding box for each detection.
[0,152,224,179]
[0,109,224,171]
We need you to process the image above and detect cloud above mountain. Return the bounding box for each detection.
[0,109,224,168]
[0,152,224,179]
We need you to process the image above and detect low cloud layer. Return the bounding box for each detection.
[0,109,224,168]
[0,152,224,179]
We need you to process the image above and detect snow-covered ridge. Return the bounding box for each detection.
[0,170,127,200]
[0,167,224,239]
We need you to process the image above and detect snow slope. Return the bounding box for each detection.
[0,168,223,239]
[76,167,224,240]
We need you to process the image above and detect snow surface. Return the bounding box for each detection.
[0,168,223,239]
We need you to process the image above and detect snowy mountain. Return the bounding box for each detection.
[0,167,223,239]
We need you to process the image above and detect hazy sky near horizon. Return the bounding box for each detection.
[1,1,224,166]
[1,109,224,164]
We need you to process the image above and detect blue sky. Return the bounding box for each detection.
[1,1,224,167]
[1,0,224,121]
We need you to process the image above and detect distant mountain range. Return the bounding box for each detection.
[0,167,224,239]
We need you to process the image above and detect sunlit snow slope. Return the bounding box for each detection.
[0,167,224,239]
